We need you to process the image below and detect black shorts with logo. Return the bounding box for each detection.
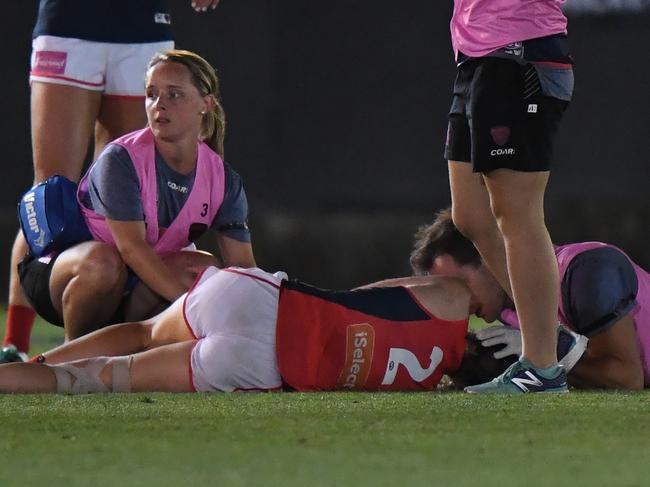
[18,254,64,326]
[18,252,132,328]
[444,57,573,173]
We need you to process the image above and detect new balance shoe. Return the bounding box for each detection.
[465,357,568,394]
[0,345,29,364]
[557,325,588,372]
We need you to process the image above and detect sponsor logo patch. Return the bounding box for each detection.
[528,104,538,113]
[490,148,515,156]
[34,51,67,75]
[167,181,188,193]
[34,230,46,249]
[490,126,510,146]
[336,323,375,389]
[22,191,39,234]
[155,13,172,24]
[502,41,524,57]
[512,371,543,392]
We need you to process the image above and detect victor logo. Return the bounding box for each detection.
[22,192,40,234]
[337,323,375,389]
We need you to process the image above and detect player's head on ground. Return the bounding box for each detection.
[410,207,511,323]
[146,49,226,155]
[449,331,517,390]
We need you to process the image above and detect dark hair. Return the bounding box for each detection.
[450,332,517,390]
[409,207,482,275]
[148,50,226,156]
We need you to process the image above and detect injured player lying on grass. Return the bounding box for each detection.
[0,266,584,394]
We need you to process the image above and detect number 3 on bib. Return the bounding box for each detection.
[381,347,443,385]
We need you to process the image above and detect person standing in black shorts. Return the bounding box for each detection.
[443,0,574,393]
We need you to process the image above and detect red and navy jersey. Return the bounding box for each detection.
[33,0,173,43]
[276,280,468,392]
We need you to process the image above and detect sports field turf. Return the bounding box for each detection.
[1,316,649,486]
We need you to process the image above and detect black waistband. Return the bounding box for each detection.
[458,34,573,66]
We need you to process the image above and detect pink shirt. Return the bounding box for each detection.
[79,128,225,256]
[501,242,650,386]
[451,0,568,59]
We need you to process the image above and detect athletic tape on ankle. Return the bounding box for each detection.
[51,365,72,393]
[111,356,133,393]
[49,355,133,394]
[50,359,110,394]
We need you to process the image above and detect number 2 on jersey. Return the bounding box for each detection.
[381,347,443,385]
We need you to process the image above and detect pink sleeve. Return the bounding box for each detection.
[499,309,521,329]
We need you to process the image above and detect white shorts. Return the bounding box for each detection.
[183,267,288,392]
[30,35,174,96]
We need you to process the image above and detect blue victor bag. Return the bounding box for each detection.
[18,175,93,257]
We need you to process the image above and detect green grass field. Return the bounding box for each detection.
[27,315,65,356]
[1,314,649,486]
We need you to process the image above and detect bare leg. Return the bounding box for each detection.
[94,96,146,158]
[8,233,31,309]
[128,341,196,392]
[0,341,196,394]
[30,82,102,182]
[483,169,558,367]
[448,161,513,297]
[48,242,128,340]
[42,321,153,364]
[0,363,58,393]
[449,162,559,368]
[42,295,192,364]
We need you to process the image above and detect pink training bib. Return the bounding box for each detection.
[450,0,568,59]
[79,127,225,256]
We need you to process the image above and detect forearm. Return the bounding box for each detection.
[354,275,436,290]
[217,236,256,268]
[119,243,187,301]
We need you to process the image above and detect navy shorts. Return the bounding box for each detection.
[561,247,638,336]
[444,57,573,173]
